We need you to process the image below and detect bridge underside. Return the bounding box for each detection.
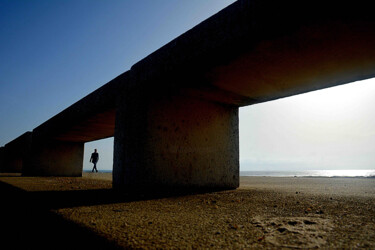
[2,0,375,190]
[52,109,116,143]
[20,109,116,177]
[207,21,375,104]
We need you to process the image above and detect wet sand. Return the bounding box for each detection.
[0,173,374,249]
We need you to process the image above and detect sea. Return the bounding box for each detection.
[240,169,375,178]
[85,169,375,178]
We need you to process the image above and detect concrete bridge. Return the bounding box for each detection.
[1,0,375,190]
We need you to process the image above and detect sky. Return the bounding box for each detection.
[240,79,375,171]
[1,0,374,172]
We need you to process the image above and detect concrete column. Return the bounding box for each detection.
[2,132,32,173]
[0,147,4,172]
[113,89,239,190]
[23,139,84,176]
[3,150,23,173]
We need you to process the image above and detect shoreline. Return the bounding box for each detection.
[1,174,374,249]
[81,170,375,179]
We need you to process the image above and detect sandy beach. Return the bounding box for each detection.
[1,173,374,249]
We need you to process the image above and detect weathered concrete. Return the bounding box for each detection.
[111,0,375,189]
[23,138,84,177]
[0,147,4,172]
[130,0,375,105]
[2,0,375,189]
[2,132,32,173]
[31,75,121,142]
[113,89,239,189]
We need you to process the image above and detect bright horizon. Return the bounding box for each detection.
[239,78,375,172]
[0,1,374,173]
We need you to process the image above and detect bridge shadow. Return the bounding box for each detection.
[32,186,228,209]
[0,172,22,177]
[0,179,227,249]
[0,180,123,250]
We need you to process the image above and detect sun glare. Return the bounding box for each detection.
[240,77,375,171]
[287,77,375,114]
[314,169,375,177]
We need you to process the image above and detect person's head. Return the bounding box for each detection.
[94,149,97,152]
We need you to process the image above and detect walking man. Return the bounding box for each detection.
[90,149,99,172]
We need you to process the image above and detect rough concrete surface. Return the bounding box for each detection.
[113,92,239,189]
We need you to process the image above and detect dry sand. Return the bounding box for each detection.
[1,173,374,249]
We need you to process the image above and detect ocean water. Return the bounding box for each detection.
[84,169,112,173]
[85,169,375,178]
[240,169,375,178]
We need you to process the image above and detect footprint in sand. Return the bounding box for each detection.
[253,216,333,248]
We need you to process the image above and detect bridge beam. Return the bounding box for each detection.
[23,139,84,177]
[1,132,32,173]
[113,89,239,190]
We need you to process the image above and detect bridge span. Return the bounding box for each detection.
[1,0,375,190]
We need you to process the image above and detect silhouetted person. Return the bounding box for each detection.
[90,149,99,172]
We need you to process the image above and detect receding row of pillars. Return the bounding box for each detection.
[1,94,240,190]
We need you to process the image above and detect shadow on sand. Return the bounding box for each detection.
[0,178,228,249]
[0,181,122,250]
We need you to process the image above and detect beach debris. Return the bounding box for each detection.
[315,210,324,214]
[202,199,217,205]
[305,207,312,213]
[257,236,265,241]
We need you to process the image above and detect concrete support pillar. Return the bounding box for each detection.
[113,89,239,190]
[23,139,84,176]
[2,132,32,173]
[3,150,23,173]
[0,147,4,172]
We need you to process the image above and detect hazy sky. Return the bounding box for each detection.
[240,79,375,171]
[1,0,374,172]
